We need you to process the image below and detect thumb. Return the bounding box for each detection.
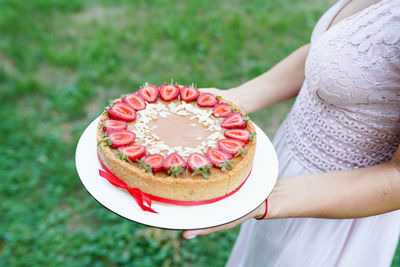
[198,88,219,94]
[182,230,201,239]
[182,226,226,239]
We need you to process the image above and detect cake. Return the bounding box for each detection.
[97,82,256,202]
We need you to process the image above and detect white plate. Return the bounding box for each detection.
[75,117,278,230]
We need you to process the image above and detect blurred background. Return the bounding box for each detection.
[1,0,399,266]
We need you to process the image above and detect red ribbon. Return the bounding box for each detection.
[98,168,158,213]
[98,155,251,213]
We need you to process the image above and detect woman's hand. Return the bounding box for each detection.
[199,87,251,113]
[182,200,267,239]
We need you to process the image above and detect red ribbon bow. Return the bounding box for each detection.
[98,166,157,213]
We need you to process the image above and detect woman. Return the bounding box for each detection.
[183,0,400,266]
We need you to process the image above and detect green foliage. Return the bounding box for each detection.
[191,165,212,179]
[167,165,185,178]
[3,0,397,266]
[217,160,234,172]
[394,243,400,267]
[137,159,153,174]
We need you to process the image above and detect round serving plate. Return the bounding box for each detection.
[75,117,278,230]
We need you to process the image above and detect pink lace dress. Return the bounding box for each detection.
[226,0,400,266]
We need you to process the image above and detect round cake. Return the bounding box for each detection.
[97,83,256,201]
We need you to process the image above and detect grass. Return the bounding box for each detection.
[0,0,399,266]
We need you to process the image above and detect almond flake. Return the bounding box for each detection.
[176,110,189,116]
[207,132,220,140]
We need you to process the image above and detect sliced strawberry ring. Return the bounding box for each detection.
[197,93,218,107]
[206,148,233,166]
[106,129,136,148]
[108,101,137,122]
[118,145,146,161]
[123,93,146,111]
[220,112,247,129]
[138,153,164,173]
[101,119,128,131]
[217,138,245,156]
[160,84,180,101]
[212,103,232,118]
[180,86,200,102]
[138,85,159,103]
[224,129,252,144]
[163,152,187,177]
[188,153,212,178]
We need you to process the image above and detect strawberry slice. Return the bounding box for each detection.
[108,101,137,122]
[197,93,218,107]
[159,84,180,101]
[188,153,212,172]
[138,84,159,103]
[180,86,200,102]
[206,148,233,166]
[101,119,128,131]
[163,152,187,177]
[212,103,232,118]
[188,153,213,178]
[220,112,247,129]
[123,93,146,111]
[224,129,255,144]
[118,145,146,161]
[218,138,245,156]
[106,129,136,148]
[137,153,164,173]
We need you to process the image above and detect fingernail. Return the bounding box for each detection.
[185,235,197,239]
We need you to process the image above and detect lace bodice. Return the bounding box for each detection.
[285,0,400,172]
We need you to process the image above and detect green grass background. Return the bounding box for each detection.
[0,0,399,266]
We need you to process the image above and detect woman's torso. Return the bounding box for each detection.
[285,0,400,173]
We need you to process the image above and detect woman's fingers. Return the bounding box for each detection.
[182,203,265,239]
[183,224,231,239]
[182,219,242,239]
[198,87,220,94]
[198,87,249,113]
[199,88,238,105]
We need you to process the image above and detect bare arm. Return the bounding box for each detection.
[204,44,310,113]
[268,145,400,219]
[183,145,400,238]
